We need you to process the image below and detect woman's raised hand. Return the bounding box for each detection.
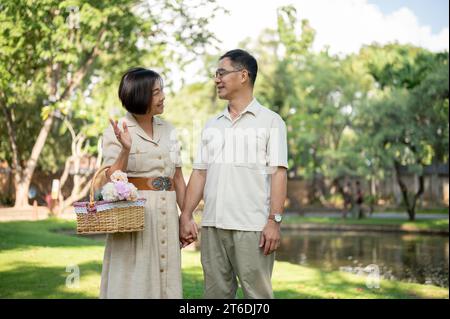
[110,119,132,151]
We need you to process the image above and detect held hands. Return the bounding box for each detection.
[179,214,199,248]
[110,118,132,151]
[259,220,281,255]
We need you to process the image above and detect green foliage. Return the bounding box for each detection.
[244,7,448,209]
[251,6,374,184]
[0,2,448,211]
[163,78,225,170]
[360,43,437,89]
[0,0,222,173]
[355,48,449,171]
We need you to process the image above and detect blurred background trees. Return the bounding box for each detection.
[0,3,448,220]
[0,0,222,208]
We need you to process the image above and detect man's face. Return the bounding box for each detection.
[214,57,243,100]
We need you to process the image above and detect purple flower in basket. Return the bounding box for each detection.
[115,181,131,200]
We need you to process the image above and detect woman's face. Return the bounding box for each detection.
[149,80,165,115]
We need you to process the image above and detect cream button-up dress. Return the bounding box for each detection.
[99,112,183,299]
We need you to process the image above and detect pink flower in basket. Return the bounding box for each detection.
[115,181,131,200]
[101,171,138,202]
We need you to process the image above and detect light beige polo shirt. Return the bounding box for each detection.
[193,99,288,231]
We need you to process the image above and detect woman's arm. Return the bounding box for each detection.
[173,167,186,210]
[105,119,132,180]
[105,148,130,180]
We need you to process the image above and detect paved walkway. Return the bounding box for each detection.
[0,206,76,221]
[294,211,448,220]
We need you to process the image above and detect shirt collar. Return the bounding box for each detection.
[123,112,163,144]
[124,112,163,126]
[216,98,261,120]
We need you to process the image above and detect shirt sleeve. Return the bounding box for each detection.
[102,125,122,167]
[168,126,183,168]
[192,128,209,170]
[267,115,288,169]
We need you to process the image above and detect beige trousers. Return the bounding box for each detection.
[200,227,275,299]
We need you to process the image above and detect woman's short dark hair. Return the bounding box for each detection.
[118,67,162,115]
[219,49,258,86]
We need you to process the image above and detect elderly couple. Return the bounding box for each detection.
[99,49,288,299]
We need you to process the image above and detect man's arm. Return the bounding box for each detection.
[259,167,287,255]
[173,167,186,211]
[182,169,206,218]
[270,167,287,216]
[179,169,207,247]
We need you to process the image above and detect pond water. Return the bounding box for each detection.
[276,230,449,287]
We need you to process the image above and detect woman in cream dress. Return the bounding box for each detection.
[99,67,188,299]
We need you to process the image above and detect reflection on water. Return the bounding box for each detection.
[276,230,449,287]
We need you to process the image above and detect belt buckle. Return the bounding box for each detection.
[151,177,172,191]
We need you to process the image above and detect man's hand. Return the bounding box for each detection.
[179,213,199,248]
[259,220,281,255]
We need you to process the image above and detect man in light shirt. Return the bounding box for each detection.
[180,49,288,299]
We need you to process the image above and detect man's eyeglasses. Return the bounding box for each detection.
[214,68,244,79]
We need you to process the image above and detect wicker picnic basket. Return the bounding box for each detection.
[74,166,145,234]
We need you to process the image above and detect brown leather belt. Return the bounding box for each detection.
[128,176,175,191]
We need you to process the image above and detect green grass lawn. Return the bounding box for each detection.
[0,219,448,299]
[283,216,449,232]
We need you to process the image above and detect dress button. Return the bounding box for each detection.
[162,225,166,230]
[160,269,164,273]
[161,254,165,259]
[162,211,166,215]
[161,240,165,244]
[161,197,165,201]
[158,156,162,160]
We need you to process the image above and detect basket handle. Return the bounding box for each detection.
[88,165,112,207]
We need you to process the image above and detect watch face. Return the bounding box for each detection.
[274,214,282,222]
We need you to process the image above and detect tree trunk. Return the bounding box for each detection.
[1,105,30,207]
[58,130,103,214]
[411,174,425,220]
[13,182,31,207]
[3,37,103,208]
[2,63,57,208]
[13,113,55,207]
[332,177,351,217]
[332,177,345,199]
[394,161,424,221]
[310,150,318,203]
[369,177,376,215]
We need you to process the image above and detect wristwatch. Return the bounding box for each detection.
[268,213,283,223]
